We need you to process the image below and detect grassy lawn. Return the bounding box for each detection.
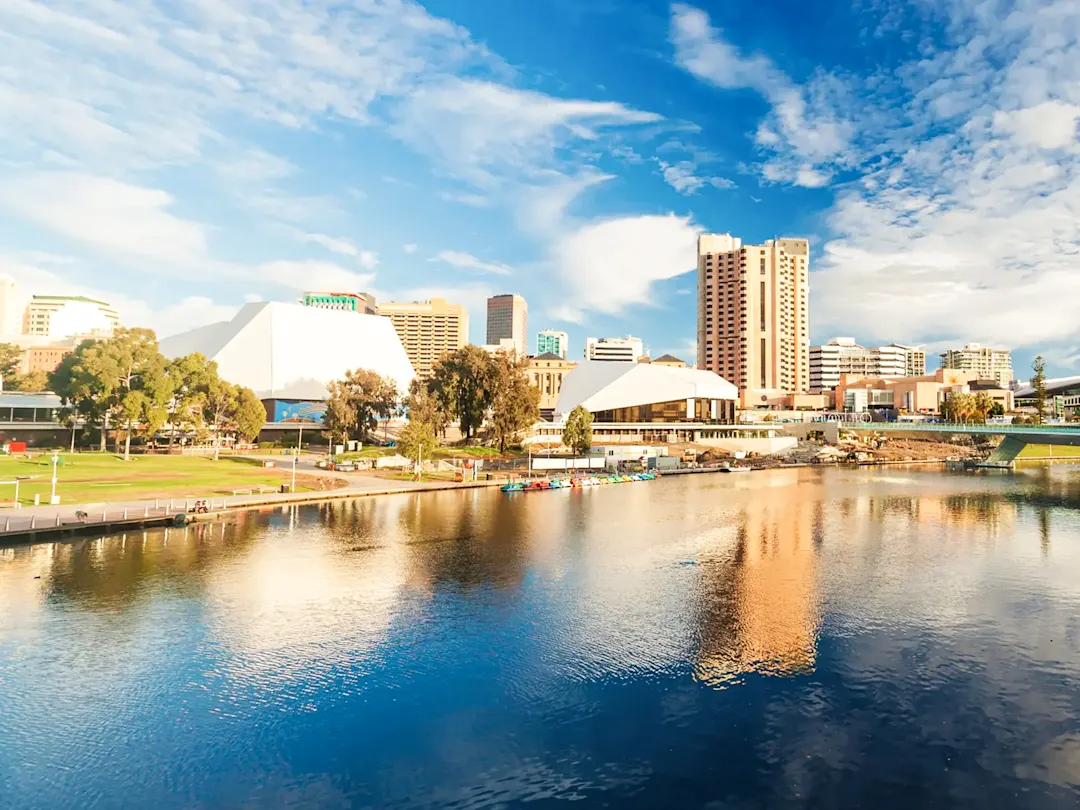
[375,470,462,483]
[1016,444,1080,458]
[0,453,317,506]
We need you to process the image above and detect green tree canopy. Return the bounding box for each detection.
[166,352,219,444]
[233,386,267,442]
[11,369,49,392]
[562,405,593,455]
[0,342,23,385]
[397,419,437,466]
[323,369,399,445]
[428,346,491,441]
[78,328,173,459]
[486,352,539,452]
[1032,355,1047,424]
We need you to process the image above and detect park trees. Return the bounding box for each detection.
[0,343,53,391]
[323,369,399,445]
[234,386,268,442]
[78,328,174,459]
[405,378,451,436]
[428,346,491,442]
[398,418,438,472]
[0,343,22,385]
[973,391,993,424]
[563,405,593,455]
[486,352,539,452]
[166,352,217,445]
[1032,355,1047,423]
[48,331,262,453]
[943,392,976,424]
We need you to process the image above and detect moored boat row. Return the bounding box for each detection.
[501,472,658,493]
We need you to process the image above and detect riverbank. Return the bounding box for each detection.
[0,477,504,546]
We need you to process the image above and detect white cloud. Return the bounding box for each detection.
[301,233,360,257]
[438,190,491,207]
[0,172,208,264]
[430,250,512,276]
[670,3,851,186]
[258,260,374,293]
[403,244,418,254]
[810,0,1080,351]
[655,159,735,194]
[393,77,661,186]
[993,101,1080,149]
[0,0,497,170]
[550,305,584,324]
[0,253,237,340]
[552,213,699,315]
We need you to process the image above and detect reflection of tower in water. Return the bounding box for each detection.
[694,496,823,688]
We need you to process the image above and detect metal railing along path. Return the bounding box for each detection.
[843,422,1080,437]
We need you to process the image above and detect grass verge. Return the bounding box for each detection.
[0,453,327,506]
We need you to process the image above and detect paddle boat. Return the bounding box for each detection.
[501,471,658,493]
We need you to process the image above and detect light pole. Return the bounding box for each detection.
[292,424,303,492]
[50,452,59,505]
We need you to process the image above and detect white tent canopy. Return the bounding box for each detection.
[160,301,416,400]
[554,361,737,418]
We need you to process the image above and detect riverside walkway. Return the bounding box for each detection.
[0,457,504,544]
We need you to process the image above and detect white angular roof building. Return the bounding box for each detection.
[159,301,416,400]
[554,361,737,422]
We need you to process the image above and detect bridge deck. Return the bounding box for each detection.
[844,423,1080,442]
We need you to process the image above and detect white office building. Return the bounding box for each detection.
[810,338,907,391]
[23,295,119,340]
[584,336,644,363]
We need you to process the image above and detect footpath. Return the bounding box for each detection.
[0,456,505,545]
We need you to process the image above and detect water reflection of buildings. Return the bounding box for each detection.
[694,481,823,688]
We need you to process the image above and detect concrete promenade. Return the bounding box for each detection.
[0,455,505,544]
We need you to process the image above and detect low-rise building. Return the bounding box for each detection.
[299,291,377,314]
[584,336,644,362]
[652,354,687,368]
[528,353,576,418]
[834,368,1014,414]
[24,344,73,375]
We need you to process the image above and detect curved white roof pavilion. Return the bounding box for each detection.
[554,361,737,420]
[160,301,416,400]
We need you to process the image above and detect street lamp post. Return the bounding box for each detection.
[291,424,304,492]
[50,453,59,505]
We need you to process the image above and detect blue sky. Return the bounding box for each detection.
[1,0,1079,378]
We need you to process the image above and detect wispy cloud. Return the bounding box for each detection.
[670,3,851,187]
[0,172,208,266]
[299,232,379,269]
[430,250,513,276]
[655,158,735,194]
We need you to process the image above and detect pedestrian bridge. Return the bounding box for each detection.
[842,422,1080,466]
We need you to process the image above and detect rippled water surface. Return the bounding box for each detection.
[5,466,1080,809]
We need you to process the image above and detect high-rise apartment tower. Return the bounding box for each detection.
[377,297,468,379]
[697,234,810,401]
[486,294,528,356]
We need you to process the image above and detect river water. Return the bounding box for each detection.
[4,466,1080,809]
